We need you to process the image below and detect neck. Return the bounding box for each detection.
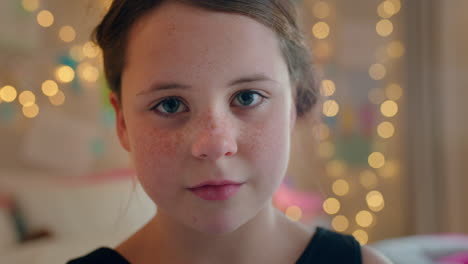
[119,201,309,264]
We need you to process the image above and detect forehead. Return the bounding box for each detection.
[123,1,290,89]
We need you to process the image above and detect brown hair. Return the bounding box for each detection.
[93,0,319,117]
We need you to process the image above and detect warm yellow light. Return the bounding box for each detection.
[356,210,374,228]
[78,63,100,83]
[19,91,35,107]
[368,88,385,104]
[376,19,394,37]
[332,179,349,196]
[49,90,65,106]
[367,190,385,211]
[70,45,85,62]
[313,1,331,19]
[379,160,399,179]
[353,229,369,245]
[82,42,100,58]
[377,121,395,139]
[368,152,385,169]
[312,22,330,40]
[285,206,302,221]
[369,64,386,80]
[387,41,405,58]
[55,65,75,83]
[22,104,39,118]
[59,26,76,43]
[380,100,398,117]
[0,85,17,102]
[385,83,403,100]
[331,215,349,232]
[326,160,347,178]
[37,10,54,28]
[323,198,340,215]
[321,80,336,96]
[22,0,39,12]
[318,141,335,159]
[41,80,59,97]
[377,2,393,18]
[315,123,330,141]
[315,41,332,60]
[323,100,339,117]
[359,170,378,189]
[389,0,401,14]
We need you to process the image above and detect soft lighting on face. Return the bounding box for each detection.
[37,10,54,28]
[19,91,36,107]
[312,22,330,39]
[376,19,394,37]
[353,229,369,245]
[82,42,100,58]
[332,179,350,196]
[285,206,303,221]
[313,1,331,19]
[78,63,100,83]
[55,65,75,83]
[385,83,403,100]
[323,100,339,117]
[377,121,395,139]
[332,215,349,232]
[41,80,59,97]
[49,90,65,106]
[22,0,39,12]
[323,198,340,215]
[359,170,378,189]
[0,85,18,102]
[321,80,336,96]
[369,64,386,80]
[380,100,398,117]
[368,88,386,104]
[368,152,385,169]
[326,160,347,178]
[59,26,76,43]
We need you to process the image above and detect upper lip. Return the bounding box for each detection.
[188,180,244,189]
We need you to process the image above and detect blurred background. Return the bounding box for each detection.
[0,0,466,263]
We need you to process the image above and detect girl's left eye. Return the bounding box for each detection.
[232,90,266,108]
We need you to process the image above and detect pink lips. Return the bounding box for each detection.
[188,180,244,201]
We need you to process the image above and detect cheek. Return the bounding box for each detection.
[127,121,185,194]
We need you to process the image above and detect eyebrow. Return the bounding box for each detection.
[136,73,278,96]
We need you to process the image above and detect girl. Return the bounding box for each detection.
[68,0,391,263]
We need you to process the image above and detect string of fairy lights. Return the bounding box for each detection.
[289,0,403,245]
[0,0,108,119]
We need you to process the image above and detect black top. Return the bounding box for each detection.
[67,227,362,264]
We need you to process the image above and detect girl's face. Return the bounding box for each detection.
[113,1,296,234]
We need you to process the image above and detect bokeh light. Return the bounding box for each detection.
[59,26,76,43]
[326,160,347,178]
[55,65,75,83]
[353,229,369,245]
[331,215,349,232]
[321,79,336,96]
[312,22,330,39]
[323,197,341,215]
[368,152,385,169]
[49,90,66,106]
[377,121,395,139]
[37,10,54,28]
[332,179,350,196]
[22,104,39,118]
[385,83,403,100]
[376,19,394,37]
[323,99,339,117]
[19,91,35,107]
[369,64,387,80]
[380,100,399,117]
[367,191,385,212]
[313,1,331,19]
[285,206,303,221]
[41,80,59,97]
[359,170,378,189]
[356,210,374,228]
[0,85,18,102]
[22,0,39,12]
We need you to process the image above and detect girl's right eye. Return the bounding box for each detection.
[151,97,188,117]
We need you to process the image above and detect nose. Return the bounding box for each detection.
[191,114,238,161]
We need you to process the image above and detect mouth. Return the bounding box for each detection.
[188,180,245,201]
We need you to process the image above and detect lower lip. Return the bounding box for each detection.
[189,183,243,201]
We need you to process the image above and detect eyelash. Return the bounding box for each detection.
[150,90,268,118]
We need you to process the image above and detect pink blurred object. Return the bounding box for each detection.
[438,251,468,264]
[273,183,324,223]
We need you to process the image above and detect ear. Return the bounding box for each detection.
[110,92,131,152]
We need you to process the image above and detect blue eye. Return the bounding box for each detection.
[233,91,265,107]
[152,97,187,116]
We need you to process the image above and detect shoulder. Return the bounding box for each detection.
[361,246,393,264]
